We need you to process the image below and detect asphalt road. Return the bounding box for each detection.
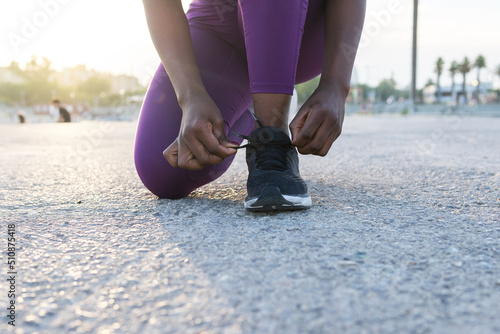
[1,114,499,334]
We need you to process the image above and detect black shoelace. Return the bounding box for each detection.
[232,115,289,171]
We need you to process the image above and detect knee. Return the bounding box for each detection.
[134,142,236,199]
[134,151,193,199]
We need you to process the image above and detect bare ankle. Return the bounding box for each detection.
[252,93,291,133]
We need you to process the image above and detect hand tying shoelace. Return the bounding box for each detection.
[232,119,290,172]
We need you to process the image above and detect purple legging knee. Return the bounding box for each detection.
[134,0,324,198]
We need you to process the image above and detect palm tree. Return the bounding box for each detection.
[449,61,459,102]
[474,55,486,99]
[434,57,444,103]
[458,57,471,104]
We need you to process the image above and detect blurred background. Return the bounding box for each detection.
[1,0,499,123]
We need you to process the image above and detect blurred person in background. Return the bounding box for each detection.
[52,98,71,123]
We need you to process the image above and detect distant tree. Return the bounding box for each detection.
[8,61,23,76]
[449,60,459,100]
[474,55,486,99]
[295,75,320,103]
[424,78,434,87]
[375,78,397,102]
[458,57,471,104]
[77,76,111,97]
[0,57,144,106]
[23,56,56,104]
[0,82,23,105]
[0,62,25,105]
[434,57,444,103]
[24,56,52,81]
[357,83,372,102]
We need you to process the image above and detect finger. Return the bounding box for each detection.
[177,138,205,170]
[289,107,310,145]
[163,139,179,167]
[211,120,239,152]
[219,135,239,149]
[201,134,236,159]
[291,105,325,148]
[317,131,338,156]
[298,128,336,156]
[190,125,235,161]
[183,132,227,167]
[297,123,333,155]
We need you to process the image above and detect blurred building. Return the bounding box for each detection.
[110,74,140,94]
[423,82,493,104]
[0,66,26,84]
[50,65,141,94]
[51,65,98,87]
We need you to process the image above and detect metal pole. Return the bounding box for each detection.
[410,0,418,112]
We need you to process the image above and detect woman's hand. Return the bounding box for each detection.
[289,0,365,157]
[289,82,347,156]
[144,0,236,170]
[163,94,237,170]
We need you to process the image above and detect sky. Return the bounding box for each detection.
[1,0,499,89]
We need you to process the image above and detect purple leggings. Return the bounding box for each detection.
[135,0,325,199]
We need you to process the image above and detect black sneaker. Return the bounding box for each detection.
[235,122,311,212]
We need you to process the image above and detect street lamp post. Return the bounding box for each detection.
[410,0,419,112]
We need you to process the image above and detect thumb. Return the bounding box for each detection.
[163,139,179,167]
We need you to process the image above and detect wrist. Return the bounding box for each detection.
[177,86,209,110]
[317,78,350,99]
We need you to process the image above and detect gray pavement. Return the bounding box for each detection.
[1,115,499,334]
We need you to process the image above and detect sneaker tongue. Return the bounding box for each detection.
[248,126,291,171]
[248,126,291,146]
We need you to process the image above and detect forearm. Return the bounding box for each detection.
[142,0,206,107]
[320,0,366,96]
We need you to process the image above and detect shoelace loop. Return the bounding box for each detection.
[233,134,289,171]
[232,114,290,171]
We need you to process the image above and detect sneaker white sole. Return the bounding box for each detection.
[244,186,312,212]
